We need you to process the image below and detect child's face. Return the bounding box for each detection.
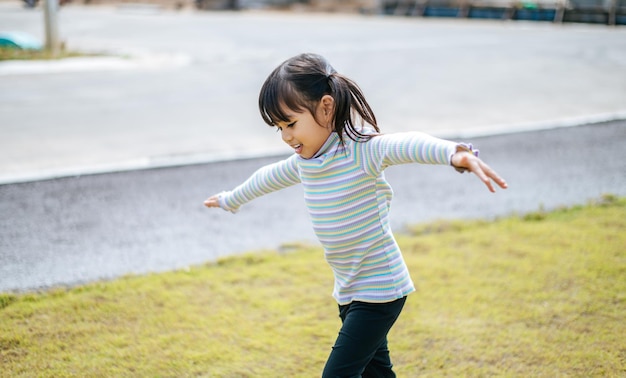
[275,104,332,159]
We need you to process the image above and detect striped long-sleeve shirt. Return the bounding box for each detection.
[217,131,463,305]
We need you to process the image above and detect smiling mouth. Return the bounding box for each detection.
[293,144,303,154]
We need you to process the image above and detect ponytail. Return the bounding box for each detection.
[327,73,379,145]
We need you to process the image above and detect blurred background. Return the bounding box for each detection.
[16,0,626,24]
[1,0,625,182]
[1,0,625,291]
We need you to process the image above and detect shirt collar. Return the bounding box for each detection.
[311,132,340,159]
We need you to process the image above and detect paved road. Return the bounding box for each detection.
[1,120,625,292]
[1,4,625,292]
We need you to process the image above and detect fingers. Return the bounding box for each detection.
[204,195,220,208]
[472,160,508,193]
[452,151,508,193]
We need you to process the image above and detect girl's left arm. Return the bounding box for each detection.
[363,132,507,192]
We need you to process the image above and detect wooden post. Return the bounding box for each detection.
[43,0,60,56]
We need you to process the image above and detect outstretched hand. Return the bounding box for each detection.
[451,151,508,193]
[204,195,220,208]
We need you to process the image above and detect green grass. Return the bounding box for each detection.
[1,195,625,377]
[0,46,94,61]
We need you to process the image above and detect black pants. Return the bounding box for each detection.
[322,296,407,378]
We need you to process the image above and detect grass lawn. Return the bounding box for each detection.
[1,195,624,377]
[0,46,93,61]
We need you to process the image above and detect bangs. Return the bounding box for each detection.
[259,73,308,127]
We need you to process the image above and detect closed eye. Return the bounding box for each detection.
[275,121,296,132]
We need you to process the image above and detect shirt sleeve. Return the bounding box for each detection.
[217,155,301,213]
[358,132,459,176]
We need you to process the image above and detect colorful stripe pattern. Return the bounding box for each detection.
[219,131,459,305]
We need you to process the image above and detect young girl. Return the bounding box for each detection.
[204,53,507,377]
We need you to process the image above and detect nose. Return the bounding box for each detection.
[281,128,292,142]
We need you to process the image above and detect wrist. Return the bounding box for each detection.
[451,143,479,173]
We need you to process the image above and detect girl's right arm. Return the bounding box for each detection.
[203,155,300,213]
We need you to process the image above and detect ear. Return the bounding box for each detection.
[319,94,335,123]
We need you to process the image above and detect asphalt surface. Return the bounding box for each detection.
[1,4,625,292]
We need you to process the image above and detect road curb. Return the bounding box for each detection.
[0,53,191,76]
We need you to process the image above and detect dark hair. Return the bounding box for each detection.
[258,53,379,145]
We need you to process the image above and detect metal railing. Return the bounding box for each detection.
[381,0,625,24]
